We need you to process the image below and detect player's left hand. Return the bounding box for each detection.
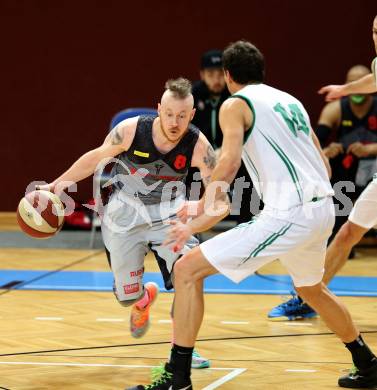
[177,200,204,223]
[163,220,193,253]
[318,84,347,101]
[347,142,372,158]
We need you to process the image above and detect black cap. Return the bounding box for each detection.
[201,49,223,69]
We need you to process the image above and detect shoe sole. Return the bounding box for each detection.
[192,361,211,369]
[131,322,150,338]
[268,312,318,321]
[130,282,159,339]
[339,376,377,388]
[338,380,377,388]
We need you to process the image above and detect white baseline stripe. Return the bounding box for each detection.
[285,369,317,373]
[96,318,125,322]
[34,317,63,321]
[284,323,313,326]
[202,368,247,390]
[158,320,172,324]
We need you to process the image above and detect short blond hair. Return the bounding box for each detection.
[165,78,192,99]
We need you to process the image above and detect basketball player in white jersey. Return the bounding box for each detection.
[127,41,377,390]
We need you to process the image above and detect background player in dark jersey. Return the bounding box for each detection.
[318,65,377,193]
[37,78,229,368]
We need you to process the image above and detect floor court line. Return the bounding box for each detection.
[4,330,377,358]
[284,322,313,326]
[3,269,377,296]
[96,318,125,322]
[202,368,247,390]
[0,362,246,389]
[285,369,317,373]
[34,317,63,321]
[0,251,103,296]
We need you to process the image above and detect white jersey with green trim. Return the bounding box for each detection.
[234,83,334,210]
[371,57,377,86]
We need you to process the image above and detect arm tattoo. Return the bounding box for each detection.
[203,175,229,202]
[203,145,216,169]
[111,126,124,145]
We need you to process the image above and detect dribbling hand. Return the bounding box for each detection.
[163,219,192,253]
[177,200,204,223]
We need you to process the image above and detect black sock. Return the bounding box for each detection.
[345,335,377,371]
[170,344,193,378]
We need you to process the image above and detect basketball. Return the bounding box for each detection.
[17,190,65,238]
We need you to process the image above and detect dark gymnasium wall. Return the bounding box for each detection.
[1,0,376,210]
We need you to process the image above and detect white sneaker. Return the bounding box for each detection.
[191,349,210,369]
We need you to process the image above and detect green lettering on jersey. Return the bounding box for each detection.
[273,103,309,137]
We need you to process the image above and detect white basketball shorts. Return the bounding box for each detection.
[200,197,335,287]
[349,176,377,229]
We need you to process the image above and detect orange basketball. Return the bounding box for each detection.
[17,190,65,238]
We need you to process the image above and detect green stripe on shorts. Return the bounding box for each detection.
[241,222,292,264]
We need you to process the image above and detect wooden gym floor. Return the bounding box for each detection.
[1,212,377,389]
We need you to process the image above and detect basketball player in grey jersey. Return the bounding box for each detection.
[38,78,229,368]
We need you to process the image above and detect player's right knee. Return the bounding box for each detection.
[337,222,363,246]
[173,256,192,283]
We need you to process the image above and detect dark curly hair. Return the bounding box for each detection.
[223,40,265,85]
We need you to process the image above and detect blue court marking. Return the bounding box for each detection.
[1,270,377,296]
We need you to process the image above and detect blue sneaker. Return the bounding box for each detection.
[268,295,317,321]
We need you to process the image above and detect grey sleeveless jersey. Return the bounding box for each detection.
[110,115,200,205]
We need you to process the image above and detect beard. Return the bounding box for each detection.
[208,84,224,95]
[160,120,188,143]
